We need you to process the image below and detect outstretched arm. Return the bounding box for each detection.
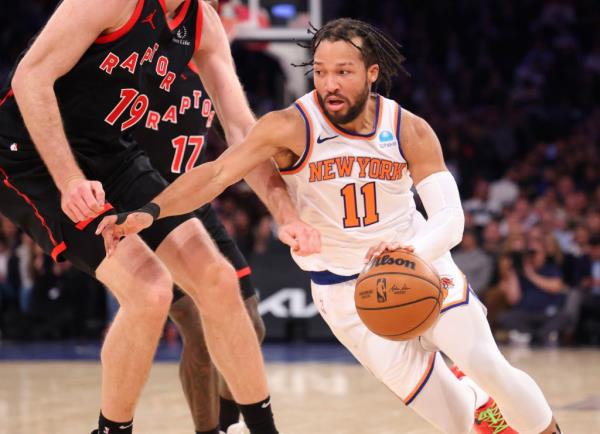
[97,109,320,256]
[193,1,298,226]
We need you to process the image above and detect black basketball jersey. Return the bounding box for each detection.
[133,62,213,183]
[0,0,202,158]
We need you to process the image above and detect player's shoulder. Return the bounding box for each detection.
[259,106,305,132]
[59,0,137,31]
[253,107,305,152]
[399,107,433,144]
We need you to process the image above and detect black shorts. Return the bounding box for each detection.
[172,204,255,302]
[0,137,193,276]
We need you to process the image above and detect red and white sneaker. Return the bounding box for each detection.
[474,398,518,434]
[450,365,517,434]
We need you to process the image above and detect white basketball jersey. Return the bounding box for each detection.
[281,91,418,275]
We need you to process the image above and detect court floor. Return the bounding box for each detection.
[1,345,599,433]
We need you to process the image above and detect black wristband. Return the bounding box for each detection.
[114,202,161,225]
[139,202,161,221]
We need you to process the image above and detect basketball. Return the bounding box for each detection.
[354,250,444,341]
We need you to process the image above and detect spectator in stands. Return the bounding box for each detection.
[575,236,600,344]
[453,229,493,296]
[0,235,13,313]
[488,167,520,213]
[497,238,569,345]
[462,177,494,228]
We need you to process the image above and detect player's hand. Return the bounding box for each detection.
[364,243,415,264]
[95,211,154,257]
[278,219,322,256]
[61,177,106,223]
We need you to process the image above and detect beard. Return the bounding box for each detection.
[317,84,370,126]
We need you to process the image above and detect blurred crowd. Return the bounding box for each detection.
[1,0,599,344]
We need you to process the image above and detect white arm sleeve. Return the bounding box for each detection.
[405,171,465,262]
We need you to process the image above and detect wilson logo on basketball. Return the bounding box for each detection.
[372,254,416,270]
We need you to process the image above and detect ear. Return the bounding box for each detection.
[367,63,379,86]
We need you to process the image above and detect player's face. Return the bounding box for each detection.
[313,38,379,125]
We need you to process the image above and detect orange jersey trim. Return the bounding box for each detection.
[280,101,314,175]
[403,352,436,405]
[95,0,145,44]
[312,91,382,140]
[441,273,469,313]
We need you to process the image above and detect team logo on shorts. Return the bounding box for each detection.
[376,278,388,303]
[440,277,454,290]
[440,277,454,298]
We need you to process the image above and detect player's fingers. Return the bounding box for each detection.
[310,229,322,254]
[102,229,113,257]
[79,187,102,217]
[71,191,98,219]
[310,229,321,254]
[386,242,402,252]
[61,202,78,223]
[95,215,117,235]
[103,226,123,257]
[67,201,87,222]
[300,228,319,255]
[90,181,106,208]
[296,227,314,255]
[290,236,300,252]
[279,228,299,251]
[277,227,292,245]
[365,241,386,263]
[295,230,312,256]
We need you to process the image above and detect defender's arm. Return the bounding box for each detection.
[193,2,298,225]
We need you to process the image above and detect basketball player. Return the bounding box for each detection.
[100,18,567,434]
[132,1,267,432]
[134,51,265,434]
[0,1,320,433]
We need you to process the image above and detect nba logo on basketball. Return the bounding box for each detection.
[376,278,387,303]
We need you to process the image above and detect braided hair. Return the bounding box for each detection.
[295,18,409,96]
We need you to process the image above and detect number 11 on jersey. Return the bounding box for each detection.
[340,182,379,228]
